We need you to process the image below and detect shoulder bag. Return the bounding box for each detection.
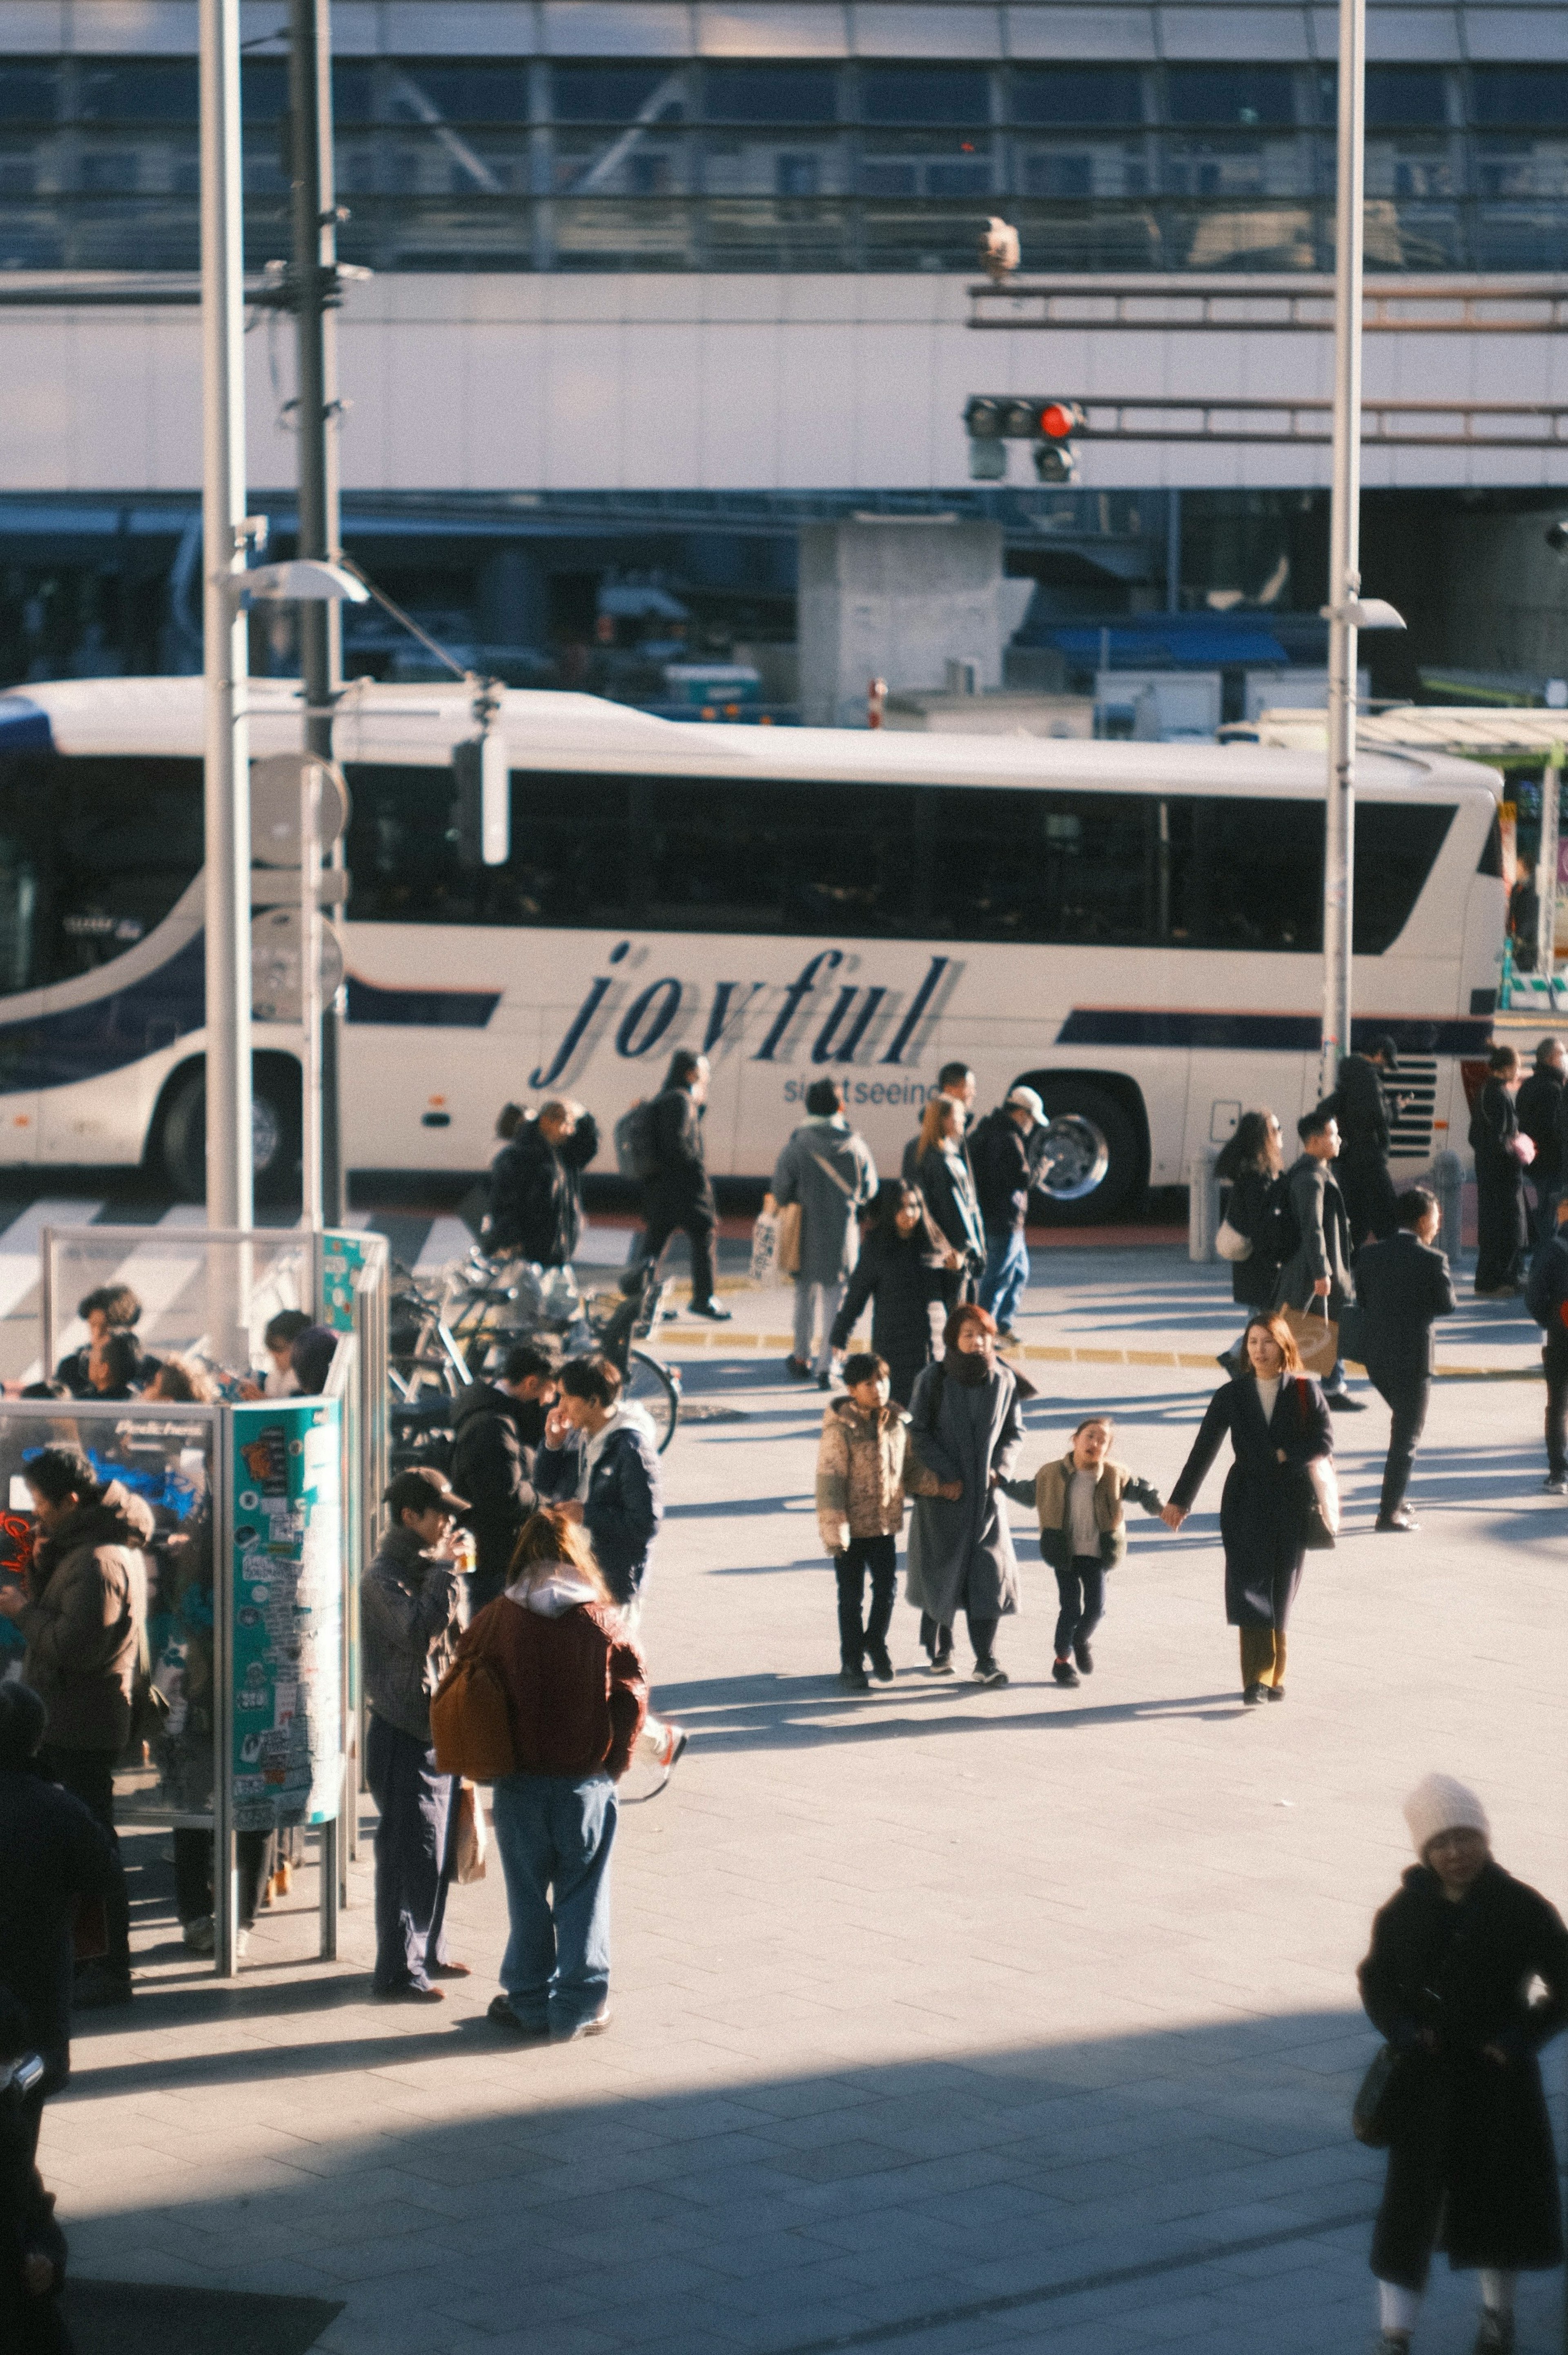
[431,1646,516,1782]
[1281,1299,1338,1382]
[1352,2043,1408,2147]
[1215,1216,1253,1263]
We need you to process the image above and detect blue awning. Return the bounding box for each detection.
[0,696,51,752]
[1043,623,1290,670]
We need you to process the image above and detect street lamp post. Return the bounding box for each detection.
[199,0,253,1233]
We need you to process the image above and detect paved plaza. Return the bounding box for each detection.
[34,1240,1568,2355]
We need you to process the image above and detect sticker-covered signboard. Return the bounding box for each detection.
[230,1399,343,1832]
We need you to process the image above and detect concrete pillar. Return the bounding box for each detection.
[797,519,1006,729]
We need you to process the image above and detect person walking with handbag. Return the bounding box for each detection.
[905,1304,1029,1682]
[1001,1414,1163,1688]
[829,1183,954,1407]
[1525,1193,1568,1492]
[770,1078,878,1387]
[915,1097,986,1310]
[361,1468,472,2004]
[1358,1774,1568,2355]
[1272,1102,1365,1411]
[457,1508,647,2042]
[1160,1311,1334,1704]
[1214,1109,1285,1370]
[1353,1186,1457,1534]
[1471,1045,1531,1298]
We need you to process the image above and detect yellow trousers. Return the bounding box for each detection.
[1239,1626,1287,1688]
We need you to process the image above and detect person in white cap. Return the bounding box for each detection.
[1358,1775,1568,2354]
[970,1085,1047,1343]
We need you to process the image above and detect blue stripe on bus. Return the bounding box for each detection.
[0,931,203,1091]
[1056,1009,1492,1055]
[344,976,499,1028]
[0,696,51,753]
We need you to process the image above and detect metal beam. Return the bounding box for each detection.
[993,397,1568,449]
[969,273,1568,335]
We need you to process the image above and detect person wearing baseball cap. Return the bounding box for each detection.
[1358,1776,1568,2353]
[361,1466,474,2002]
[969,1086,1047,1345]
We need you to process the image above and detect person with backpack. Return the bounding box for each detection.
[1215,1108,1286,1372]
[1472,1044,1531,1298]
[455,1508,646,2042]
[1526,1193,1568,1493]
[625,1050,730,1322]
[815,1351,923,1690]
[771,1078,878,1387]
[361,1468,472,2004]
[904,1305,1029,1683]
[1002,1414,1163,1688]
[829,1182,954,1407]
[1354,1186,1457,1533]
[1272,1102,1364,1411]
[970,1086,1046,1344]
[483,1099,598,1267]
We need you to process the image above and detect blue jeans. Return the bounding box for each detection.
[490,1771,617,2036]
[365,1712,454,1994]
[979,1227,1029,1331]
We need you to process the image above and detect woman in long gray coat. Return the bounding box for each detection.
[905,1303,1028,1683]
[771,1077,879,1385]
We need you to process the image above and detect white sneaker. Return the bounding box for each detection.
[182,1915,215,1954]
[236,1928,251,1957]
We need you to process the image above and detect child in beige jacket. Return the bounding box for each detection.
[815,1351,934,1690]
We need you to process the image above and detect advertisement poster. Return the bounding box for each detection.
[230,1399,343,1832]
[321,1232,367,1334]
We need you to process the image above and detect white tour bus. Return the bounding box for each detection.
[0,676,1503,1219]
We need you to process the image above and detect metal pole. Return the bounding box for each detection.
[289,0,345,1225]
[1539,749,1563,994]
[1321,0,1367,1099]
[201,0,253,1233]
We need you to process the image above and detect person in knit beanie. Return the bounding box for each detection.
[1357,1779,1568,2355]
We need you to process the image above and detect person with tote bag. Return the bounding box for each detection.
[768,1078,879,1387]
[1160,1311,1334,1705]
[1272,1101,1364,1412]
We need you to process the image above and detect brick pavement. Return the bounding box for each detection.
[40,1243,1568,2355]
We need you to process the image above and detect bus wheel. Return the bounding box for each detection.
[1025,1081,1143,1226]
[158,1061,302,1206]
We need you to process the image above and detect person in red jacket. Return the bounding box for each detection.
[459,1507,647,2042]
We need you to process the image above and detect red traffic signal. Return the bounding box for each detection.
[1037,401,1085,441]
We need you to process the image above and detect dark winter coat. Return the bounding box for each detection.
[1223,1163,1284,1309]
[360,1523,463,1745]
[970,1108,1033,1235]
[1359,1860,1568,2282]
[1331,1052,1390,1164]
[536,1404,664,1605]
[1471,1075,1521,1181]
[450,1381,547,1606]
[15,1487,151,1753]
[1354,1229,1456,1387]
[1526,1231,1568,1332]
[1272,1153,1353,1319]
[644,1085,714,1220]
[0,2060,71,2351]
[1515,1069,1564,1188]
[485,1112,598,1265]
[0,1762,114,2085]
[917,1144,986,1271]
[1167,1372,1332,1629]
[905,1358,1027,1625]
[828,1224,949,1405]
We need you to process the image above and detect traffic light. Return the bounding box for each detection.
[963,396,1086,480]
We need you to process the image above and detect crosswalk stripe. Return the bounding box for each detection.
[413,1215,477,1275]
[0,1198,105,1322]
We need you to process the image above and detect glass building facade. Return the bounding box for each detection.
[0,36,1564,273]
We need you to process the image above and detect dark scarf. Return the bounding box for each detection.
[945,1349,994,1387]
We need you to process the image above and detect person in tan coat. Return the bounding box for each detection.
[1002,1416,1163,1688]
[816,1351,933,1691]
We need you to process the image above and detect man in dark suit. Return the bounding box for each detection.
[1331,1035,1401,1251]
[1353,1184,1457,1532]
[1515,1035,1565,1242]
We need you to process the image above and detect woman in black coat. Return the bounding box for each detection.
[1161,1311,1332,1703]
[1359,1774,1568,2353]
[829,1184,954,1405]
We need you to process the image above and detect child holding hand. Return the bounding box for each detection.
[1002,1415,1163,1687]
[815,1351,929,1691]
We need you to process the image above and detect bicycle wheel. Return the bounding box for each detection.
[627,1349,679,1453]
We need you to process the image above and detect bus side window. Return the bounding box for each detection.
[43,754,202,981]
